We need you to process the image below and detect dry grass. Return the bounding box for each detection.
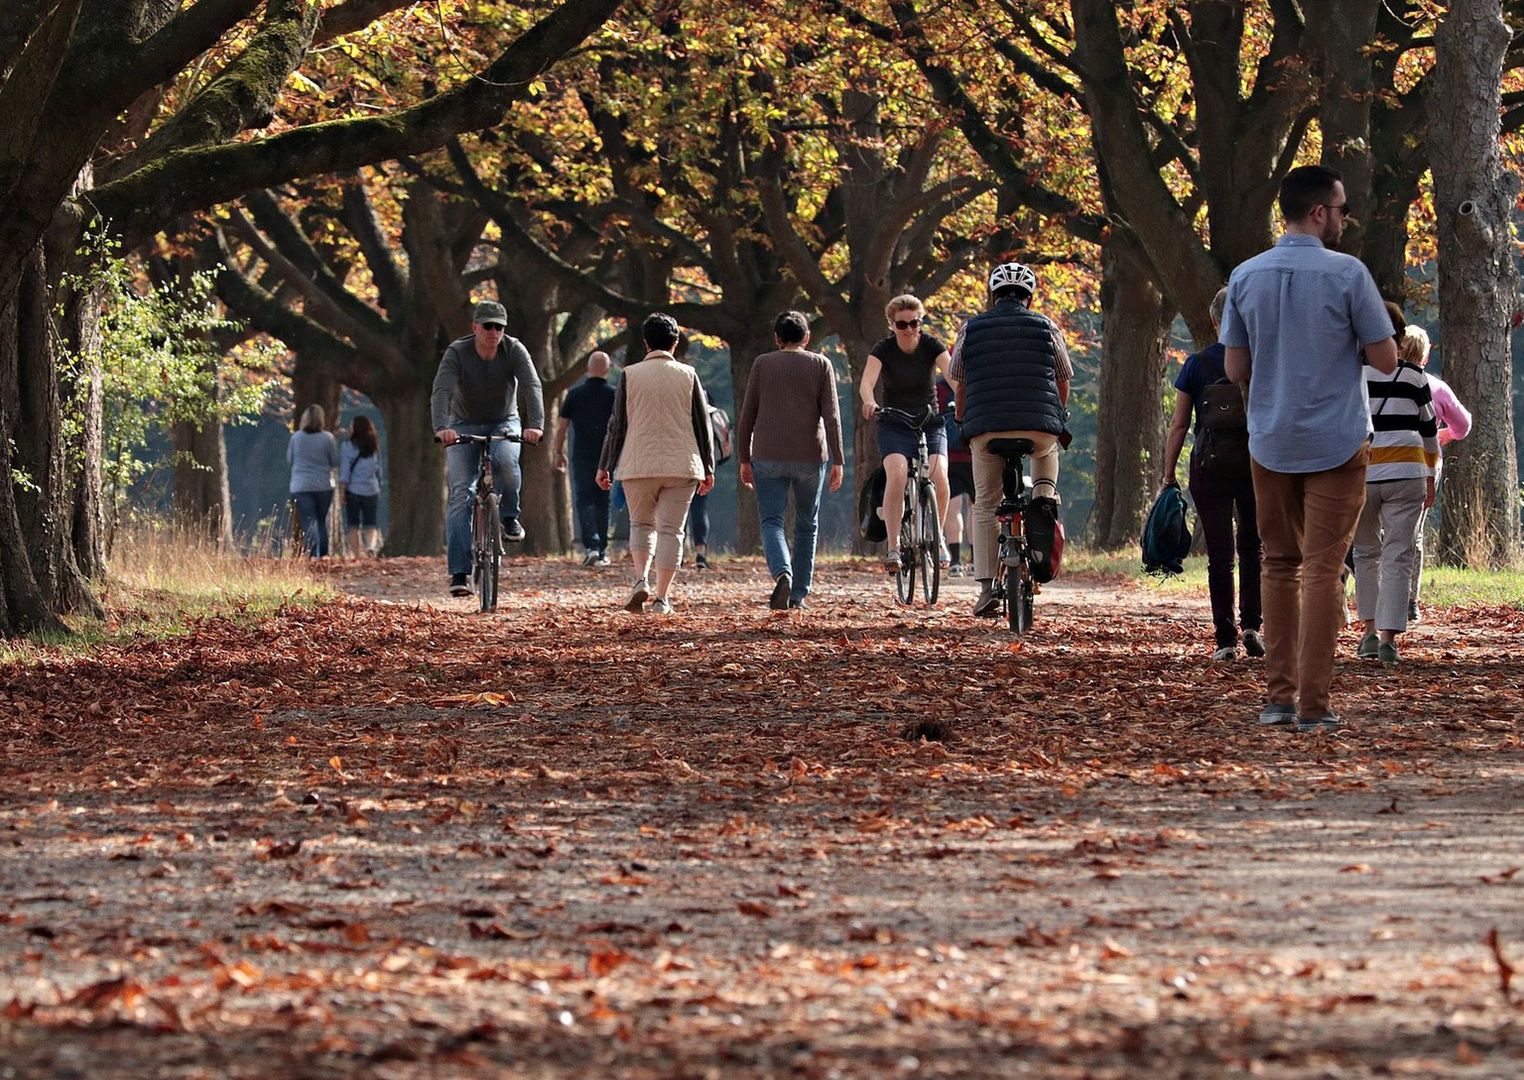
[1,522,330,660]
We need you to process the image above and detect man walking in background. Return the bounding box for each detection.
[432,299,545,597]
[736,311,844,610]
[553,350,616,567]
[1222,164,1399,732]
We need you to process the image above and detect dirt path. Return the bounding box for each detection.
[2,556,1522,1078]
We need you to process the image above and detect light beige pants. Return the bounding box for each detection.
[969,431,1059,581]
[622,477,698,577]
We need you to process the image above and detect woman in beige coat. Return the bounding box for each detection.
[598,313,715,613]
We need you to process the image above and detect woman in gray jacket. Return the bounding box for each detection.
[288,404,340,557]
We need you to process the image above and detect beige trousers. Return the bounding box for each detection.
[623,477,698,577]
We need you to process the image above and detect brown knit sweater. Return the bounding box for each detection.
[736,348,844,465]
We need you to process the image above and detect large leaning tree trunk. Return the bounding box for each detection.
[1429,0,1521,569]
[0,0,621,635]
[1089,234,1174,549]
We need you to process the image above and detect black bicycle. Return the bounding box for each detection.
[438,432,522,612]
[877,406,943,606]
[987,437,1037,633]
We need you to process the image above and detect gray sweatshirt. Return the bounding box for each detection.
[431,334,545,431]
[287,430,339,493]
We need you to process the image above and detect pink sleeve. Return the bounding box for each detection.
[1429,377,1472,440]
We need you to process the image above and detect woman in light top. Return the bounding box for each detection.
[340,414,383,558]
[288,404,339,557]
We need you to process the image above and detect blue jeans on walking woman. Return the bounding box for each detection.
[753,460,826,605]
[294,489,333,557]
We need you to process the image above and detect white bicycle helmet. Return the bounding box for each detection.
[988,261,1037,297]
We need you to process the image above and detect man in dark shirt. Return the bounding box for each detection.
[431,299,545,597]
[553,351,617,566]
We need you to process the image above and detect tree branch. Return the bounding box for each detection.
[339,171,410,315]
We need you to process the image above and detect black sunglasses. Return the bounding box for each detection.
[480,323,506,332]
[893,318,922,330]
[1321,203,1348,215]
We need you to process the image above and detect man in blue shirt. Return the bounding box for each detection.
[553,351,617,566]
[1222,165,1399,732]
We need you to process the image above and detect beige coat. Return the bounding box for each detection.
[605,352,712,481]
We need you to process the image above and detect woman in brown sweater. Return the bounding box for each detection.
[598,313,715,613]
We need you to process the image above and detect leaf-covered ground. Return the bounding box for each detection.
[3,556,1523,1078]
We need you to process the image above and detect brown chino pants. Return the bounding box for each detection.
[1250,445,1369,718]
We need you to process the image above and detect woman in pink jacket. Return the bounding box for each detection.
[1408,328,1473,623]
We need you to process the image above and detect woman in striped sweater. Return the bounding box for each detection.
[1352,324,1440,666]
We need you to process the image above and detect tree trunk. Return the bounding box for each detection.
[0,277,67,635]
[1429,0,1521,568]
[1312,0,1380,261]
[58,273,106,579]
[517,417,564,556]
[1090,238,1174,550]
[376,382,444,556]
[12,245,98,617]
[171,416,232,545]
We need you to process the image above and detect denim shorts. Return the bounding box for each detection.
[877,415,947,461]
[344,493,378,528]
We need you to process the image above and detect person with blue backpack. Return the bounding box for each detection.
[1162,286,1263,662]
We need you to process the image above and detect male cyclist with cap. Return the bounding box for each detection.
[947,263,1072,618]
[432,299,545,597]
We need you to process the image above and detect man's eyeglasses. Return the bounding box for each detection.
[1321,203,1348,216]
[893,318,922,331]
[480,323,506,332]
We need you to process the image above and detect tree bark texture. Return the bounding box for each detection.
[57,274,107,578]
[1310,0,1380,261]
[376,383,444,557]
[171,416,233,545]
[1089,236,1174,549]
[1429,0,1521,567]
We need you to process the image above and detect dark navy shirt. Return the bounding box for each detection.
[1173,342,1229,435]
[560,376,616,469]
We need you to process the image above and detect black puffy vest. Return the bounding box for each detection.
[959,300,1066,441]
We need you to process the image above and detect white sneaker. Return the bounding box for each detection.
[624,580,650,612]
[1212,645,1237,662]
[650,596,673,615]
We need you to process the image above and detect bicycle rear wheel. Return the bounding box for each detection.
[918,484,940,605]
[1006,549,1033,634]
[894,504,916,605]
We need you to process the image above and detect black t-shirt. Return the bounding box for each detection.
[560,376,616,466]
[871,332,946,413]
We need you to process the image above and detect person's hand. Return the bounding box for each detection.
[553,450,568,473]
[1425,475,1436,509]
[861,399,878,422]
[436,428,458,446]
[596,469,612,491]
[739,463,754,488]
[522,428,543,445]
[1438,428,1455,449]
[698,473,715,496]
[827,463,844,492]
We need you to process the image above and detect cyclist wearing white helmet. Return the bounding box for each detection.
[948,262,1072,618]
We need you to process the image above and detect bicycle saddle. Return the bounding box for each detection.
[986,437,1035,459]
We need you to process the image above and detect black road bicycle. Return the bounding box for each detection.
[987,437,1040,633]
[439,432,522,612]
[877,406,943,606]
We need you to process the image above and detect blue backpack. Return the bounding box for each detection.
[1142,482,1191,577]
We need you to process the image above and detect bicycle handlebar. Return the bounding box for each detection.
[435,432,525,444]
[875,405,940,430]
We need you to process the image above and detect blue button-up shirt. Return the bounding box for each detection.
[1219,234,1392,473]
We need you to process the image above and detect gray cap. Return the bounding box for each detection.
[472,300,507,324]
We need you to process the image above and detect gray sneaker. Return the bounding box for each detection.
[1297,712,1343,733]
[1212,644,1237,662]
[972,582,999,618]
[625,579,650,612]
[1357,632,1380,659]
[1257,702,1296,727]
[1378,641,1398,667]
[1242,630,1265,658]
[649,596,673,615]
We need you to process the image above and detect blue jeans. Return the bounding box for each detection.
[446,421,521,576]
[688,488,710,547]
[293,489,333,557]
[753,460,826,602]
[571,464,609,554]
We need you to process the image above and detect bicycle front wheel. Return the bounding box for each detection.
[918,484,941,605]
[894,505,916,605]
[475,496,502,612]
